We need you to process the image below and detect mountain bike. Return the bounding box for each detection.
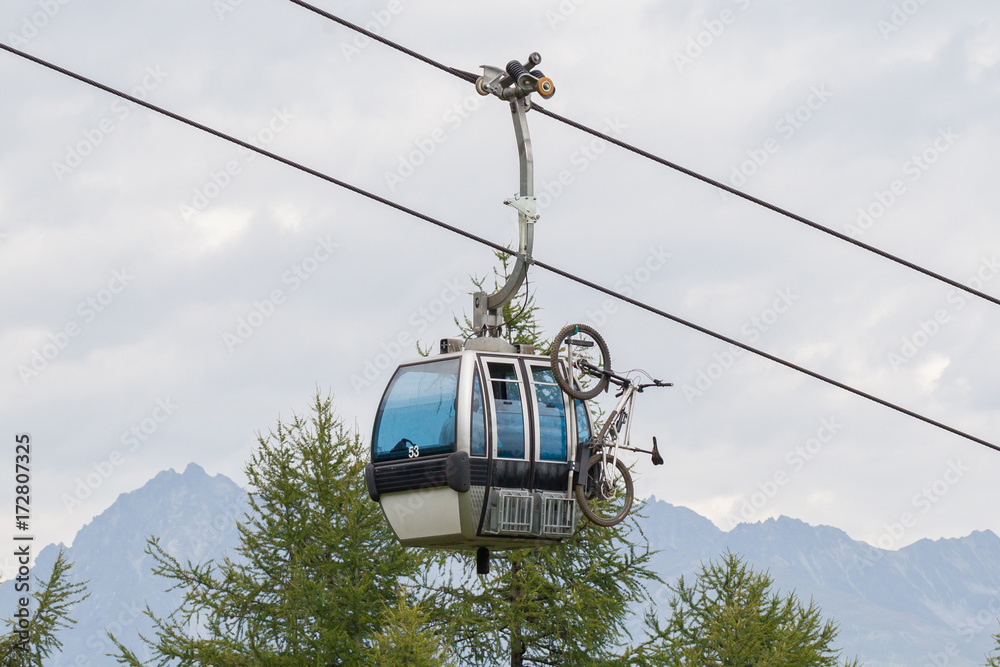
[549,323,671,527]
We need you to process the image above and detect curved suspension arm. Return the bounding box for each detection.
[486,95,535,311]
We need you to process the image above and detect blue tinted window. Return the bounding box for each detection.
[532,366,567,462]
[489,362,525,459]
[471,372,486,456]
[576,399,591,445]
[372,358,460,462]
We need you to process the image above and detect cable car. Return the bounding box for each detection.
[365,53,579,573]
[365,339,593,560]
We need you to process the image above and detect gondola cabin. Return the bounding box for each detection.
[365,340,592,552]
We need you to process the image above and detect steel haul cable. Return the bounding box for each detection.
[284,0,1000,310]
[0,41,995,453]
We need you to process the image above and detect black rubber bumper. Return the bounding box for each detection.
[366,451,470,502]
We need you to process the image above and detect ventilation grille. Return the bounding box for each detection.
[483,489,576,538]
[540,495,576,536]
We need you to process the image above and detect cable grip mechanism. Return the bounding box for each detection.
[475,52,555,100]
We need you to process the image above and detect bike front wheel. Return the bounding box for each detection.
[550,323,611,400]
[575,453,634,527]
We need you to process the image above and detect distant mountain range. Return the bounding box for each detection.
[640,500,1000,666]
[2,466,998,666]
[0,464,247,666]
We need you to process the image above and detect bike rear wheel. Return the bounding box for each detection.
[575,453,634,527]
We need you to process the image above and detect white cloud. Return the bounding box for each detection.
[2,0,999,562]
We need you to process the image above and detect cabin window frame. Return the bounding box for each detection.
[525,361,572,463]
[483,358,531,461]
[371,356,461,463]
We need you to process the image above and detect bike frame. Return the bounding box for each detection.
[573,362,665,486]
[593,381,638,473]
[554,324,669,525]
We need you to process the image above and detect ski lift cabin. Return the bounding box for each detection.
[364,54,581,572]
[365,339,592,553]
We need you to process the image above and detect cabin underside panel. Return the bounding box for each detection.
[381,487,465,546]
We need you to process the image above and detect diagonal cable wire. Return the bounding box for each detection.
[285,0,1000,310]
[529,102,1000,310]
[287,0,479,84]
[533,256,998,453]
[0,41,995,453]
[0,43,502,254]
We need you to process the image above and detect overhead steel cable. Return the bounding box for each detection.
[529,103,1000,311]
[1,42,996,454]
[284,0,1000,310]
[0,43,502,254]
[286,0,479,85]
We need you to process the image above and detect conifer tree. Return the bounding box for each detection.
[427,261,660,665]
[112,393,444,666]
[625,552,859,666]
[423,518,657,666]
[0,549,88,667]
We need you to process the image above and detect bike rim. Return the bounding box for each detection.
[586,459,629,521]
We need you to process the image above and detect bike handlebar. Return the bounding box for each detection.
[577,360,672,390]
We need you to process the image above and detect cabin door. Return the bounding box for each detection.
[479,357,575,493]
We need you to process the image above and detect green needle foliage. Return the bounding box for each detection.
[456,250,548,350]
[364,594,449,667]
[111,393,443,666]
[626,551,859,666]
[0,549,89,667]
[423,514,659,667]
[987,631,1000,667]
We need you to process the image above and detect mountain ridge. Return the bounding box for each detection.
[2,466,997,666]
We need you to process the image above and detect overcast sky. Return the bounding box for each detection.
[1,0,999,575]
